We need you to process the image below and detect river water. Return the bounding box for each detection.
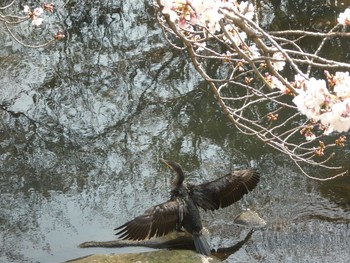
[1,1,349,262]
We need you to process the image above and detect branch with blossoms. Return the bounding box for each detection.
[154,0,350,180]
[0,1,64,48]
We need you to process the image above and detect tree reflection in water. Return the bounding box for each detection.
[0,0,349,262]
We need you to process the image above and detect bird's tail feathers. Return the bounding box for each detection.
[193,233,211,256]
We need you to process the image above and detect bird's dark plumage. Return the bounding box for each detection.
[115,200,179,241]
[190,169,260,211]
[115,159,260,256]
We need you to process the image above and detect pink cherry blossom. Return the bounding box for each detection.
[32,16,43,26]
[333,71,350,98]
[34,7,44,16]
[293,78,330,120]
[337,8,350,26]
[23,5,30,13]
[265,73,288,93]
[271,52,285,71]
[320,99,350,133]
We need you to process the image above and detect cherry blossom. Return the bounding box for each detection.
[293,73,350,134]
[333,71,350,98]
[54,31,66,40]
[23,5,44,26]
[320,99,350,133]
[44,3,55,13]
[23,5,30,13]
[305,132,316,141]
[32,16,43,26]
[247,44,260,58]
[159,0,254,34]
[271,52,285,71]
[293,77,330,120]
[265,73,288,94]
[223,24,247,45]
[337,8,350,26]
[33,7,44,17]
[197,3,222,33]
[160,0,182,23]
[236,0,255,20]
[294,74,306,88]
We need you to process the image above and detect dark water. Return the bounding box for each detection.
[1,1,349,262]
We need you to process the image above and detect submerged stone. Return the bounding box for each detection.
[234,210,267,229]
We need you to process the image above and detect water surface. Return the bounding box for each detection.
[1,1,349,262]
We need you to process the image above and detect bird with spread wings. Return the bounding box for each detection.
[115,159,260,256]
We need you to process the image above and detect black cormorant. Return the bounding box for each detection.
[115,159,260,256]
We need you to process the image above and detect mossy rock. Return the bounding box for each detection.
[66,250,220,263]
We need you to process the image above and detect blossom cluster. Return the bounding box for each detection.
[292,72,350,136]
[23,3,54,26]
[159,0,254,33]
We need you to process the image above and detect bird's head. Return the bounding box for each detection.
[160,159,183,175]
[160,159,185,188]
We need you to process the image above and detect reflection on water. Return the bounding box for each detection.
[1,0,349,262]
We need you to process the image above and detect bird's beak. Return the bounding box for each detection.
[160,158,173,171]
[160,158,169,166]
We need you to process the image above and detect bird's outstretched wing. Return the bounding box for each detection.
[189,169,260,211]
[115,200,179,241]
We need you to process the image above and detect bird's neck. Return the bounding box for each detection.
[173,170,185,188]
